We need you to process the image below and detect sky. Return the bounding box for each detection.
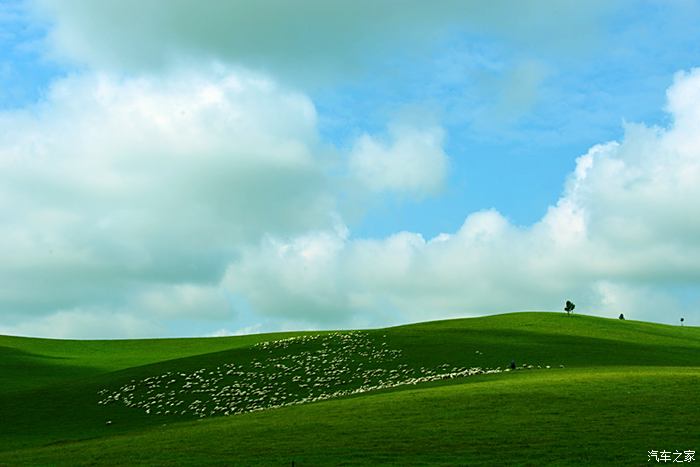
[1,0,699,338]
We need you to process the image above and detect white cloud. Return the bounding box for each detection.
[134,284,230,321]
[223,324,264,337]
[0,63,460,337]
[0,308,158,339]
[0,67,340,335]
[224,69,700,328]
[348,124,448,196]
[224,225,350,325]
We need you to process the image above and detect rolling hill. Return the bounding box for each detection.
[0,312,698,465]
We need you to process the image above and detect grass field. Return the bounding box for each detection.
[0,312,698,466]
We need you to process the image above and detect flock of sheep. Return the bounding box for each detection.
[97,331,548,418]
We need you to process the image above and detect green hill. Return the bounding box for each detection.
[1,312,698,465]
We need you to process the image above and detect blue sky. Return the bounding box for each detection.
[313,1,698,238]
[1,1,699,337]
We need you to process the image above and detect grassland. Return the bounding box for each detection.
[0,312,698,466]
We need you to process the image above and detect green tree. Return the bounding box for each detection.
[564,300,575,316]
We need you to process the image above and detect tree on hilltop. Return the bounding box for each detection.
[564,300,575,316]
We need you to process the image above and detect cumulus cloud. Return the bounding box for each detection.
[224,69,700,327]
[0,61,459,337]
[224,210,559,327]
[225,223,351,325]
[0,67,343,336]
[134,284,230,321]
[348,124,448,197]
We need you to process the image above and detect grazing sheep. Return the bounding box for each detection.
[98,332,515,418]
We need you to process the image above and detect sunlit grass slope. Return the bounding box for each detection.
[0,312,698,466]
[0,330,314,393]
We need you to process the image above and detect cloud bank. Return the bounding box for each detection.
[224,69,700,328]
[2,1,699,337]
[0,66,453,337]
[31,0,614,80]
[0,68,335,336]
[3,67,699,337]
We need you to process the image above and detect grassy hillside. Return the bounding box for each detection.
[2,367,697,466]
[0,330,314,394]
[0,312,698,465]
